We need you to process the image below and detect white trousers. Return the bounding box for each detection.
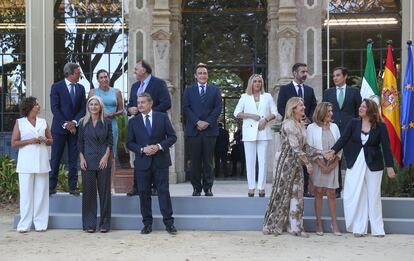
[343,150,385,235]
[244,140,268,190]
[17,173,49,231]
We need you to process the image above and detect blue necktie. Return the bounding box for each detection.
[200,84,206,103]
[70,83,76,104]
[298,84,303,98]
[145,115,151,135]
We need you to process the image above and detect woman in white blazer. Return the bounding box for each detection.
[234,74,277,197]
[11,97,53,232]
[306,102,342,236]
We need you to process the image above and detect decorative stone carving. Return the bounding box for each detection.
[277,27,298,81]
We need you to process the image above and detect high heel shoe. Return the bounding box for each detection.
[258,190,265,197]
[353,233,364,237]
[315,222,323,236]
[331,225,342,236]
[248,189,254,197]
[290,230,309,238]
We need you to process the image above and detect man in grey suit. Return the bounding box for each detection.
[323,67,362,198]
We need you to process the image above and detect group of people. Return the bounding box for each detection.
[12,60,396,238]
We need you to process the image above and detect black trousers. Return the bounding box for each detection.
[136,164,173,227]
[214,151,228,177]
[187,134,216,192]
[82,168,111,230]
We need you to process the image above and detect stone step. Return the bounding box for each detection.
[14,194,414,234]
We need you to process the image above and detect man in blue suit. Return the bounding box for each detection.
[323,67,362,198]
[127,60,172,196]
[183,63,222,196]
[126,92,177,234]
[49,63,86,196]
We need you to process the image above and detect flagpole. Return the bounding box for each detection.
[410,0,412,41]
[326,3,330,89]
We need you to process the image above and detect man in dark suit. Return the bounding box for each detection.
[127,60,172,196]
[277,63,317,121]
[183,63,222,196]
[214,122,230,177]
[126,92,177,235]
[323,67,362,198]
[49,62,86,196]
[277,62,317,197]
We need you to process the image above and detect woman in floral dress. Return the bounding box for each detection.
[263,97,313,237]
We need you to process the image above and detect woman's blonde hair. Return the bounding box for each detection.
[82,95,105,126]
[313,102,332,125]
[245,74,265,95]
[284,97,304,121]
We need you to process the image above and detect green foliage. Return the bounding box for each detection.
[382,163,414,197]
[0,155,19,203]
[116,114,130,167]
[56,164,82,192]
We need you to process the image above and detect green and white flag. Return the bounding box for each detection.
[360,42,380,104]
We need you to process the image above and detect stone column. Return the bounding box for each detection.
[169,0,185,182]
[25,0,54,122]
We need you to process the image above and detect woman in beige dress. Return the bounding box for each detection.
[263,97,313,237]
[306,102,341,236]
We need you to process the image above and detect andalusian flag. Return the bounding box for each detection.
[361,41,380,104]
[381,43,402,165]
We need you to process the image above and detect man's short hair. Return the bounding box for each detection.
[138,92,153,102]
[195,63,208,72]
[63,63,80,77]
[138,60,152,74]
[292,63,307,73]
[333,66,348,77]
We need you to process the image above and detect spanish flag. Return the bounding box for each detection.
[381,43,402,165]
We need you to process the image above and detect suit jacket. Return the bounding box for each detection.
[233,93,277,141]
[77,118,113,170]
[322,85,362,132]
[277,82,317,120]
[332,118,394,171]
[50,80,86,134]
[126,111,177,171]
[306,122,342,159]
[183,83,222,137]
[128,76,171,113]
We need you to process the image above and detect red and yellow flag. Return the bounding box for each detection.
[381,43,402,165]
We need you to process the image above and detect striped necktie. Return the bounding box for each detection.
[200,84,206,103]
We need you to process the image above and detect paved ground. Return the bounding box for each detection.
[1,182,414,260]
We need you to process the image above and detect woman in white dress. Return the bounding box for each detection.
[234,74,277,197]
[11,97,53,232]
[326,99,396,237]
[306,102,342,236]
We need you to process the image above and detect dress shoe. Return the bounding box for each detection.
[353,233,364,237]
[141,225,152,234]
[151,187,158,196]
[86,229,95,233]
[69,189,80,196]
[290,230,309,238]
[192,190,201,196]
[331,225,342,236]
[258,190,265,198]
[373,234,385,238]
[204,189,213,197]
[166,225,177,235]
[49,189,56,196]
[127,189,139,197]
[100,228,109,233]
[248,189,255,197]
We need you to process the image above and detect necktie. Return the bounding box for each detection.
[200,84,206,103]
[69,83,76,105]
[145,115,151,135]
[338,87,344,109]
[297,84,303,98]
[137,81,145,96]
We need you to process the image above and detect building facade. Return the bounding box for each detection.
[0,0,410,183]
